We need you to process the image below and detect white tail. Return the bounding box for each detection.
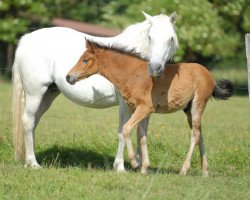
[12,61,25,162]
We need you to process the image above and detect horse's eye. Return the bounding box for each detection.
[83,59,89,64]
[170,37,174,42]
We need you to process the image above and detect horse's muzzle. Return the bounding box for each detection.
[148,62,164,77]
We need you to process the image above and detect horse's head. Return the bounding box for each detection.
[66,40,99,85]
[144,12,178,77]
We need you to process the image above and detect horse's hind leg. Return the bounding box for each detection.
[35,83,60,121]
[23,83,60,168]
[180,98,208,176]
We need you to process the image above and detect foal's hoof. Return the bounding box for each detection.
[179,170,187,176]
[202,171,209,177]
[131,160,139,169]
[141,168,150,175]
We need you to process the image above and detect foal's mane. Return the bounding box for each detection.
[87,39,149,61]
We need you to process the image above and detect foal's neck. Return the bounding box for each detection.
[97,49,149,94]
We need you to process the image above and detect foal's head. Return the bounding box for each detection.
[66,41,99,85]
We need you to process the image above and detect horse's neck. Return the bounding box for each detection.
[89,21,151,59]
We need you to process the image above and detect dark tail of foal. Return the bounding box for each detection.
[212,79,234,100]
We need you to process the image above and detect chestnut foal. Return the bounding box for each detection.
[66,40,233,176]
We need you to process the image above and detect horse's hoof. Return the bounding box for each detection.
[25,163,41,169]
[113,160,125,172]
[116,166,126,173]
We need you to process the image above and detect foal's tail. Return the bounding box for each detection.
[212,79,234,100]
[12,60,25,162]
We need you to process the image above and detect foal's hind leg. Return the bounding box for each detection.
[113,100,132,172]
[23,84,60,168]
[137,116,150,174]
[180,98,208,176]
[198,131,209,177]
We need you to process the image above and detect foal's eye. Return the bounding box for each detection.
[83,59,89,64]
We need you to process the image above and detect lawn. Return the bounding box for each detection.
[0,76,250,199]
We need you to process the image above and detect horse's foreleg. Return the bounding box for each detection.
[137,116,150,174]
[122,106,151,171]
[113,100,132,172]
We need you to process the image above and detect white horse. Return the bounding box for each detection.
[12,12,178,171]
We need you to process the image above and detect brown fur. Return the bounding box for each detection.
[66,40,232,176]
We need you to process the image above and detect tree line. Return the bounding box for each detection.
[0,0,249,73]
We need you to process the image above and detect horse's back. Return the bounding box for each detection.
[14,27,86,86]
[16,27,86,70]
[13,27,118,107]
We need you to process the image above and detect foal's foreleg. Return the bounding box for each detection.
[122,106,151,172]
[137,116,150,174]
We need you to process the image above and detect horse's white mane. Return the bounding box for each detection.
[114,20,152,59]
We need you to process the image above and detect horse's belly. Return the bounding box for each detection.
[56,74,119,108]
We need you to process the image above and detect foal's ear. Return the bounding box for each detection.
[170,12,177,24]
[85,39,95,53]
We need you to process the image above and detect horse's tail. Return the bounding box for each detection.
[12,59,25,162]
[212,79,234,100]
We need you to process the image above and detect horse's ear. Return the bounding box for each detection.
[142,11,153,22]
[170,12,177,24]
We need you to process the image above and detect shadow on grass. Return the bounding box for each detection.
[36,145,191,175]
[37,145,124,170]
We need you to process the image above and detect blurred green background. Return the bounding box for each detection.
[0,0,249,93]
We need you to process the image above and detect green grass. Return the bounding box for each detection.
[1,77,250,199]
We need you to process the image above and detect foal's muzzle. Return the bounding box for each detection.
[148,62,164,77]
[66,74,79,85]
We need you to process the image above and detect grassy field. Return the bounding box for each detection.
[0,75,250,199]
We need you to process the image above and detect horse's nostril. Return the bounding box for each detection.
[157,65,163,73]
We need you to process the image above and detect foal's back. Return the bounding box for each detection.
[151,63,215,113]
